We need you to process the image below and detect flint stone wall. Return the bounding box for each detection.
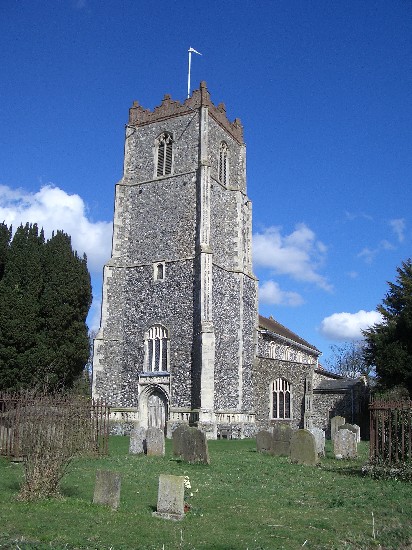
[253,356,312,431]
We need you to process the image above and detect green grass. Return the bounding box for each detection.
[0,437,411,549]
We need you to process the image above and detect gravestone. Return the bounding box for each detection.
[290,429,319,466]
[309,427,326,456]
[181,427,210,464]
[146,427,165,457]
[172,424,190,457]
[129,426,146,454]
[339,423,360,443]
[334,428,357,459]
[330,415,346,441]
[93,470,121,510]
[352,423,361,442]
[271,424,294,457]
[256,430,274,454]
[152,474,185,521]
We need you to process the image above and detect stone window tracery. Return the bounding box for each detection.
[156,132,173,177]
[271,378,292,419]
[219,141,229,185]
[145,325,169,372]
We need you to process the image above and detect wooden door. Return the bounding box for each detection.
[147,391,167,432]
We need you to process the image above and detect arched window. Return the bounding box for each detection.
[272,378,292,419]
[219,141,229,185]
[270,342,276,359]
[156,133,173,177]
[154,262,165,281]
[145,325,169,372]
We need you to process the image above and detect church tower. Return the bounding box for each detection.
[92,82,258,438]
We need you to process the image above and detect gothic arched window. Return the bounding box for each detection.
[219,141,229,185]
[156,133,173,177]
[145,325,169,372]
[271,378,292,419]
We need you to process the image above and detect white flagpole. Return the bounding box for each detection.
[187,47,202,98]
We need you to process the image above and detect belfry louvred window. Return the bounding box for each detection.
[272,378,292,419]
[156,133,173,176]
[219,141,229,184]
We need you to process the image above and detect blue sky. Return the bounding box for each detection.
[1,1,411,363]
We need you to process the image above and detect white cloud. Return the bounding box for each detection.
[320,310,383,341]
[358,239,395,264]
[259,280,304,307]
[389,218,406,243]
[344,211,373,222]
[0,184,112,275]
[253,224,332,291]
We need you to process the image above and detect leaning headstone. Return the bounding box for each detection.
[129,426,146,455]
[330,415,346,441]
[309,427,325,457]
[172,424,190,457]
[181,427,210,464]
[93,470,121,510]
[146,427,165,457]
[152,474,185,521]
[256,430,274,454]
[339,423,360,443]
[334,428,357,459]
[271,424,294,457]
[290,429,319,466]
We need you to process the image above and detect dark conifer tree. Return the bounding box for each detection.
[0,222,12,282]
[40,230,92,389]
[0,223,92,391]
[0,223,44,389]
[363,258,412,395]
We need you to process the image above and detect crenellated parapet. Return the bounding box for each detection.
[128,81,244,144]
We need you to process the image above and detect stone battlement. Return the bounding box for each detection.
[128,81,244,144]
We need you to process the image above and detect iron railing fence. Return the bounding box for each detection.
[369,399,412,463]
[0,392,110,459]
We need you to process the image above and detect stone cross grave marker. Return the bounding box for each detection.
[290,429,319,466]
[334,428,358,459]
[172,423,190,458]
[152,474,185,521]
[146,427,165,457]
[271,424,294,457]
[256,430,273,453]
[93,470,121,510]
[129,426,146,455]
[330,415,346,441]
[309,427,326,457]
[181,427,210,464]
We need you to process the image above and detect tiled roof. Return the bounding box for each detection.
[258,315,320,354]
[314,378,361,392]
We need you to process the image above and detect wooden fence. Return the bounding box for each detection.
[369,400,412,463]
[0,392,110,459]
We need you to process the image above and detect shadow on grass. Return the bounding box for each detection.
[321,464,367,478]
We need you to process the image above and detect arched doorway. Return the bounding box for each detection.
[140,386,168,433]
[148,391,167,430]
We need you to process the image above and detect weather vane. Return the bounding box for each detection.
[187,47,202,99]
